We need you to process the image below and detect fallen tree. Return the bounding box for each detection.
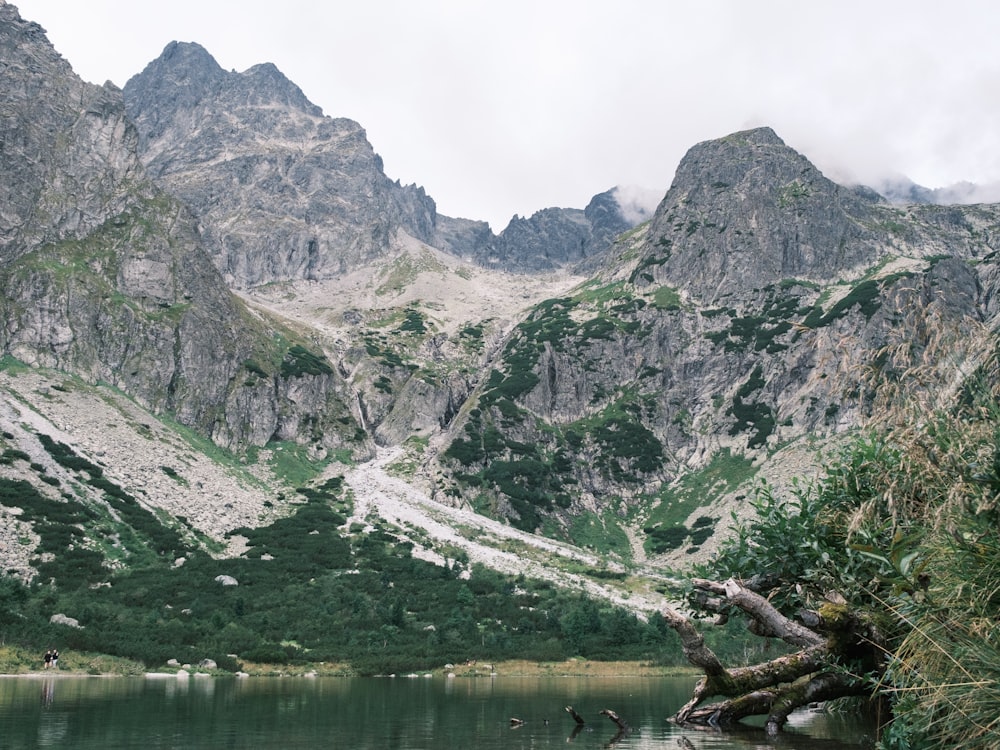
[657,339,1000,746]
[663,576,885,735]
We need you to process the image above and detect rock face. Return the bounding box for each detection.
[0,7,144,263]
[476,188,653,272]
[0,5,366,455]
[49,613,82,628]
[123,42,461,288]
[435,127,1000,550]
[639,128,892,302]
[122,43,650,282]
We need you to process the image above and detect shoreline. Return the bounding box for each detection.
[1,657,696,679]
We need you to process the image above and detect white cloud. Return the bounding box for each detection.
[612,186,663,225]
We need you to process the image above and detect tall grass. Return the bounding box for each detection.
[707,305,1000,748]
[855,313,1000,749]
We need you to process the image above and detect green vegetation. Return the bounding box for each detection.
[799,276,900,330]
[442,287,669,534]
[363,334,416,371]
[446,389,662,534]
[642,448,755,555]
[566,508,631,556]
[777,179,812,207]
[588,402,664,479]
[36,433,186,557]
[458,322,485,353]
[728,365,776,448]
[265,441,331,486]
[280,344,334,378]
[703,283,805,353]
[243,359,268,378]
[684,342,1000,747]
[651,286,682,311]
[0,474,691,675]
[629,252,670,284]
[397,306,427,334]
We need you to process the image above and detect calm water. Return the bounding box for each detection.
[0,673,876,749]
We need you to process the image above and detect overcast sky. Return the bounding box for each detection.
[11,0,1000,229]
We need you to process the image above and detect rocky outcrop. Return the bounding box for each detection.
[461,188,656,272]
[122,42,456,288]
[637,128,894,302]
[0,4,145,263]
[436,128,1000,541]
[0,5,367,455]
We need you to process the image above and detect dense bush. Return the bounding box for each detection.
[700,340,1000,748]
[2,472,682,671]
[280,344,334,378]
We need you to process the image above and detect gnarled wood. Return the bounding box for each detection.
[599,709,629,731]
[665,577,881,732]
[661,605,727,676]
[691,578,823,647]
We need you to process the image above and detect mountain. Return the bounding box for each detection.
[118,40,659,449]
[433,127,1000,561]
[121,42,651,285]
[122,41,448,288]
[0,3,368,457]
[475,187,657,272]
[3,0,1000,626]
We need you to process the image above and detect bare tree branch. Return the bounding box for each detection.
[692,578,823,647]
[663,577,881,732]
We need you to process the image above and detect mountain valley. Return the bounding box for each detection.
[2,1,1000,678]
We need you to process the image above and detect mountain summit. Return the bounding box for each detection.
[637,127,895,302]
[123,42,446,287]
[123,42,654,285]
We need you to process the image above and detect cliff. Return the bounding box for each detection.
[0,4,368,456]
[434,127,1000,562]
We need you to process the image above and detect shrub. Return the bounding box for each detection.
[280,345,334,378]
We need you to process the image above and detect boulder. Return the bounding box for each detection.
[49,613,82,628]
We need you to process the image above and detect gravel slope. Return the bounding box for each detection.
[343,447,670,616]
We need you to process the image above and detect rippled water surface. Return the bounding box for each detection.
[0,673,876,749]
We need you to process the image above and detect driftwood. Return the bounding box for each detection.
[599,709,629,731]
[599,708,632,745]
[663,577,883,735]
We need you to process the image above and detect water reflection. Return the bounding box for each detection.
[0,674,875,749]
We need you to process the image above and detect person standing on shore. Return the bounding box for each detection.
[43,650,52,669]
[51,649,59,669]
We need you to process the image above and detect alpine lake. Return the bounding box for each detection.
[0,672,877,749]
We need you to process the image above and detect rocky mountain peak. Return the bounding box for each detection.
[241,61,322,114]
[125,41,328,166]
[152,40,222,74]
[668,127,833,198]
[0,2,145,262]
[127,41,320,119]
[637,127,889,302]
[123,44,437,288]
